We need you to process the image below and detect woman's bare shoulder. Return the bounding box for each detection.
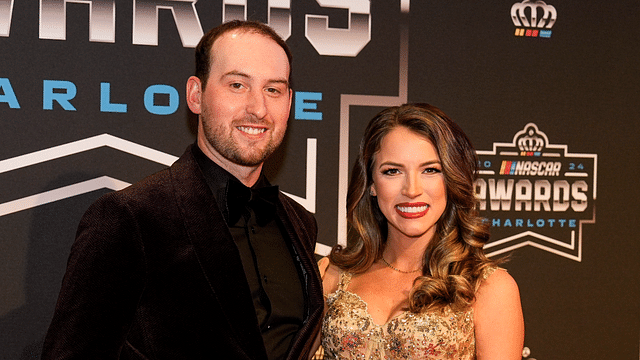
[473,268,524,360]
[317,257,342,295]
[477,268,520,300]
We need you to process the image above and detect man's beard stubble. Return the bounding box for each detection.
[200,111,285,167]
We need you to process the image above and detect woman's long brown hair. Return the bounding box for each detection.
[329,103,498,312]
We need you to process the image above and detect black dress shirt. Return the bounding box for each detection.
[192,145,305,360]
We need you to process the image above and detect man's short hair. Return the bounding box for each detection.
[194,20,293,90]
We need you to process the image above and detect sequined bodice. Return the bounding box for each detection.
[321,270,494,360]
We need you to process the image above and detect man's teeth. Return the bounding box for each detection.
[238,126,266,135]
[396,205,428,213]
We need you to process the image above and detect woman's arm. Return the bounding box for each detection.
[308,257,340,359]
[473,269,525,360]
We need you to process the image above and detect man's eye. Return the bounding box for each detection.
[266,87,284,95]
[230,83,244,89]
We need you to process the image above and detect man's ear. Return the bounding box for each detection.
[186,76,203,115]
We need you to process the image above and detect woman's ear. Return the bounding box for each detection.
[370,185,377,197]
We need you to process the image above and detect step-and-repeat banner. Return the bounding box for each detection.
[1,1,638,359]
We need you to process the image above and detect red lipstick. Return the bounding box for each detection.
[395,202,429,219]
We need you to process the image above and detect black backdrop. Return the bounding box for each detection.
[1,1,639,359]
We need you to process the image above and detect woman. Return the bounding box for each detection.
[316,103,524,359]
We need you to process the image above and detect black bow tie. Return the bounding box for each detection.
[225,179,279,226]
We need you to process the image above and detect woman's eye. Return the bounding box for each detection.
[423,167,442,174]
[382,168,400,175]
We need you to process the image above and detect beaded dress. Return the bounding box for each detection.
[321,268,497,360]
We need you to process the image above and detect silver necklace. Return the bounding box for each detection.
[381,257,421,274]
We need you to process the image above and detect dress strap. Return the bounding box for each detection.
[482,266,498,280]
[474,266,500,293]
[337,271,353,291]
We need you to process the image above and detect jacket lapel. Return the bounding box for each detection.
[276,195,324,359]
[168,146,267,359]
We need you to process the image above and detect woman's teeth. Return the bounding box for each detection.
[396,205,428,213]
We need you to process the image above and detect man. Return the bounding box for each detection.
[42,20,323,359]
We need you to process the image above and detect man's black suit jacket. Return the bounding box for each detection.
[41,145,324,359]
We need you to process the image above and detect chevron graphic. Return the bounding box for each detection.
[0,134,317,218]
[0,176,130,217]
[0,134,178,174]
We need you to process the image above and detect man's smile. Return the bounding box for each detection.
[237,126,267,135]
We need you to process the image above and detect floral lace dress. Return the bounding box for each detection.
[321,268,497,360]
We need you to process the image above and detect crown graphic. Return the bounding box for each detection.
[511,0,557,29]
[516,124,546,152]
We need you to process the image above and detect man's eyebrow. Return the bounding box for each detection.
[223,70,250,79]
[267,78,290,89]
[223,71,289,87]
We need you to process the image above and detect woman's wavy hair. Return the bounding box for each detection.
[329,103,497,312]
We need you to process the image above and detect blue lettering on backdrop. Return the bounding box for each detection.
[2,79,323,117]
[100,82,127,113]
[295,91,322,120]
[43,80,77,111]
[144,84,179,115]
[0,78,20,108]
[490,218,578,228]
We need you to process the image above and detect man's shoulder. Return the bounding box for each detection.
[278,192,313,217]
[94,145,196,206]
[277,192,317,233]
[84,168,172,219]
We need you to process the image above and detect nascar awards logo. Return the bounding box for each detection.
[475,124,597,261]
[511,0,557,38]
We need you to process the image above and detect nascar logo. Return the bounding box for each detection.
[475,123,597,261]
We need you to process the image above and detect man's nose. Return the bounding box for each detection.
[246,89,267,119]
